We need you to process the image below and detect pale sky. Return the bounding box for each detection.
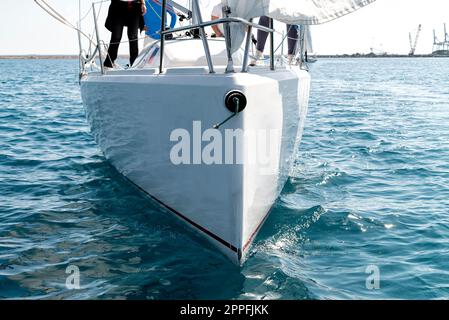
[0,0,448,55]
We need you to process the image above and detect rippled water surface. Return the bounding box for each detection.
[1,58,449,299]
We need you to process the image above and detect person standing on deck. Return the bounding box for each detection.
[250,16,299,66]
[211,4,224,37]
[104,0,147,69]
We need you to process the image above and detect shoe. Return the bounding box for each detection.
[249,50,264,67]
[103,63,119,70]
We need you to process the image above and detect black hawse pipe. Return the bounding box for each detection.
[213,91,247,129]
[225,91,247,113]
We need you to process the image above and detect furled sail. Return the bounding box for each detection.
[222,0,376,53]
[304,25,314,55]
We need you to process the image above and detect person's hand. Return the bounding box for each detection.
[142,3,147,15]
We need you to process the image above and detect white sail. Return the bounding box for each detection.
[222,0,376,53]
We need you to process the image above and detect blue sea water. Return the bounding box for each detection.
[1,58,449,300]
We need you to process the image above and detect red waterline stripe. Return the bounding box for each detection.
[243,210,272,252]
[123,176,239,255]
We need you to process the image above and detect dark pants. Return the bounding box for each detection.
[104,2,140,68]
[256,16,298,55]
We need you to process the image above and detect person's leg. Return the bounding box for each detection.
[127,19,139,66]
[256,16,270,53]
[287,25,299,56]
[127,3,141,67]
[105,23,124,68]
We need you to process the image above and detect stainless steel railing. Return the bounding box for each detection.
[157,3,275,74]
[92,3,104,75]
[86,0,305,76]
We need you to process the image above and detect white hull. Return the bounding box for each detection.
[81,66,310,264]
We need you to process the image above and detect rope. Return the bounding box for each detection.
[146,0,163,20]
[79,5,93,23]
[34,0,94,46]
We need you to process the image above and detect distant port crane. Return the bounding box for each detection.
[409,24,422,56]
[432,23,449,56]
